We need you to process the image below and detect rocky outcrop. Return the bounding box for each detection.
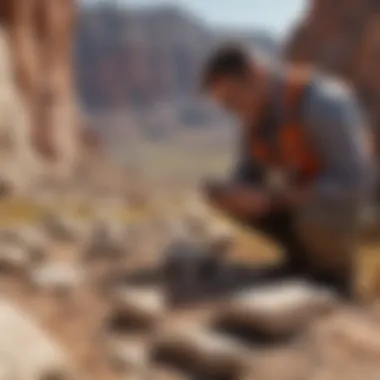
[0,0,81,181]
[0,26,44,194]
[286,0,380,155]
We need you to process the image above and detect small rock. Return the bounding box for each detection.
[109,286,166,331]
[152,327,249,379]
[0,245,29,273]
[42,213,88,242]
[216,280,337,340]
[84,219,128,261]
[107,337,148,373]
[17,226,49,264]
[0,300,74,380]
[30,263,84,296]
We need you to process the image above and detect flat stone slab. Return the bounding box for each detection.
[110,286,166,330]
[216,280,337,339]
[152,327,249,379]
[106,336,148,373]
[0,300,73,380]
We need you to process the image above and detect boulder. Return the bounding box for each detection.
[216,281,337,340]
[109,286,166,331]
[0,300,74,380]
[163,237,223,290]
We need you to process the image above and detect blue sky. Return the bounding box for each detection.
[83,0,307,35]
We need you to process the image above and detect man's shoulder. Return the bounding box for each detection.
[304,72,361,123]
[311,73,354,103]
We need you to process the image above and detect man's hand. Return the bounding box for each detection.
[202,179,272,219]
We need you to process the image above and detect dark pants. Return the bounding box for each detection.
[234,209,355,298]
[230,162,356,297]
[248,211,309,271]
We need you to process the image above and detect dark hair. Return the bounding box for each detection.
[201,44,252,90]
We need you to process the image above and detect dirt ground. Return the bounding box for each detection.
[1,128,380,380]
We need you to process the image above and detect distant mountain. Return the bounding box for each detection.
[76,3,280,111]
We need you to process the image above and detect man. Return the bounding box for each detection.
[201,45,375,298]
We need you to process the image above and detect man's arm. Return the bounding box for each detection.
[203,150,270,219]
[231,147,266,186]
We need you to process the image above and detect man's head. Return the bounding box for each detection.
[201,44,264,121]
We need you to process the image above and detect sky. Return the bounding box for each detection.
[83,0,307,36]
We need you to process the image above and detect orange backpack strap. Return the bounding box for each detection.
[280,67,321,183]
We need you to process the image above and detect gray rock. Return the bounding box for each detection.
[217,280,337,339]
[163,238,222,290]
[152,327,249,379]
[0,300,74,380]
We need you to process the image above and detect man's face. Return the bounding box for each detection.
[208,75,255,121]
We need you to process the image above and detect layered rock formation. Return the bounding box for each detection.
[0,0,81,182]
[286,0,380,155]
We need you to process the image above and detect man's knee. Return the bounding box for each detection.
[293,205,358,275]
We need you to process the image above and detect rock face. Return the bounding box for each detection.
[286,0,380,159]
[0,0,80,180]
